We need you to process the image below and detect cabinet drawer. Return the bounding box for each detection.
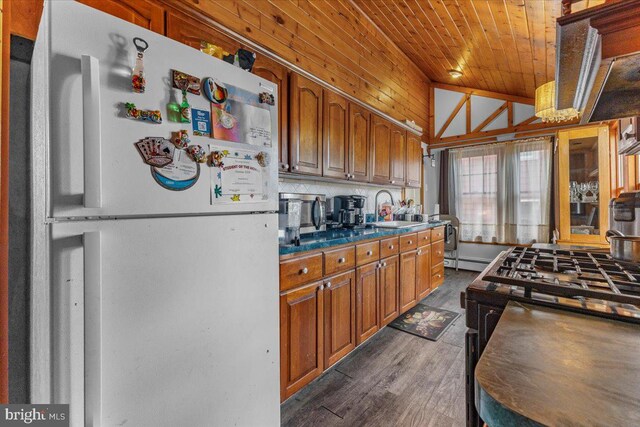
[324,246,356,276]
[380,237,399,258]
[280,253,324,292]
[356,241,379,266]
[399,233,418,252]
[431,239,445,264]
[432,226,445,242]
[417,230,431,245]
[432,262,445,288]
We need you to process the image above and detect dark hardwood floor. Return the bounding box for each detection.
[281,268,478,427]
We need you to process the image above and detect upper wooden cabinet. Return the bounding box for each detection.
[390,126,406,186]
[78,0,164,34]
[166,10,236,52]
[371,115,392,185]
[406,133,422,188]
[289,73,324,176]
[323,91,349,179]
[348,103,371,183]
[253,57,289,173]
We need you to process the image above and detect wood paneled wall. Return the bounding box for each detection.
[9,0,431,131]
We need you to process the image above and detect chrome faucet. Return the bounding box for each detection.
[374,190,394,220]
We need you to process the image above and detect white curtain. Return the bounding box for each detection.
[449,138,552,245]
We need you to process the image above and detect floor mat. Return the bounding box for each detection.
[388,304,461,341]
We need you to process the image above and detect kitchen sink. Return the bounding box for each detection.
[369,221,424,229]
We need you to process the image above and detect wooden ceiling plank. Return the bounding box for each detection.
[524,0,549,89]
[504,0,537,97]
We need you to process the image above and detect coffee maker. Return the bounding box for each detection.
[333,195,367,228]
[278,198,302,245]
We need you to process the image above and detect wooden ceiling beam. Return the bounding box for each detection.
[431,82,533,105]
[472,101,508,133]
[435,93,470,140]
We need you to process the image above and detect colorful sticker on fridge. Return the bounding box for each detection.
[151,149,200,191]
[202,78,228,104]
[135,137,174,167]
[125,102,162,124]
[186,145,207,163]
[192,109,211,136]
[172,130,190,149]
[209,145,269,204]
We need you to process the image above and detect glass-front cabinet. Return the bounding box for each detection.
[557,125,611,246]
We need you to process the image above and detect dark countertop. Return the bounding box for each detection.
[475,301,640,427]
[279,221,449,255]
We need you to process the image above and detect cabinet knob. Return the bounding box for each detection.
[326,282,331,288]
[391,180,396,184]
[389,245,394,249]
[367,250,373,256]
[408,240,412,244]
[417,250,422,255]
[318,284,324,290]
[283,163,289,170]
[293,165,299,170]
[301,267,308,274]
[338,257,346,263]
[383,262,387,267]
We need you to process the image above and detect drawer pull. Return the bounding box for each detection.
[367,250,373,256]
[326,282,332,288]
[408,240,413,244]
[301,267,308,275]
[417,250,422,255]
[338,257,346,263]
[389,245,394,249]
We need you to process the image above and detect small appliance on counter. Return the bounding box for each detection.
[278,198,302,246]
[279,193,326,235]
[607,191,640,262]
[332,195,367,228]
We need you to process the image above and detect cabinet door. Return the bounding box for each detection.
[349,103,371,182]
[253,57,289,173]
[289,73,323,175]
[356,262,379,345]
[280,281,324,401]
[390,126,406,186]
[166,9,237,52]
[323,91,349,179]
[371,115,392,184]
[406,133,422,188]
[323,271,356,368]
[379,255,399,326]
[416,245,431,300]
[78,0,164,33]
[399,251,417,313]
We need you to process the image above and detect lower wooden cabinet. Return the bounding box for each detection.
[323,271,356,368]
[280,281,324,401]
[356,262,380,345]
[416,245,432,300]
[379,255,400,326]
[399,250,418,313]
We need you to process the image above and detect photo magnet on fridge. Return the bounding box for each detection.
[192,109,211,136]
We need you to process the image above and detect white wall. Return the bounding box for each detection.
[424,150,511,271]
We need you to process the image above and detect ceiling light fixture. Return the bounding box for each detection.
[448,69,463,79]
[534,80,580,122]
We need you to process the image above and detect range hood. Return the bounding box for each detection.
[556,0,640,124]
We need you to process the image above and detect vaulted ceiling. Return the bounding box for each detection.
[353,0,605,99]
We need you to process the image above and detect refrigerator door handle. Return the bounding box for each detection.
[84,231,102,426]
[81,55,103,209]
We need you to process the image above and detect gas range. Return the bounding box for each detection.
[463,246,640,427]
[467,246,640,322]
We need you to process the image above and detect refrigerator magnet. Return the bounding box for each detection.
[172,69,201,95]
[132,37,148,93]
[125,102,162,124]
[172,130,190,149]
[192,109,211,136]
[134,137,174,167]
[151,150,200,191]
[186,145,207,163]
[203,78,228,104]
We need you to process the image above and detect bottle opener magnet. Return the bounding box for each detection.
[178,79,191,123]
[132,37,149,93]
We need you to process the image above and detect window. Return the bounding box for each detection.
[449,138,553,245]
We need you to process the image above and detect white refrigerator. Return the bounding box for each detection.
[30,2,280,426]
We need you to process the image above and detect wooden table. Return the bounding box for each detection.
[475,301,640,427]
